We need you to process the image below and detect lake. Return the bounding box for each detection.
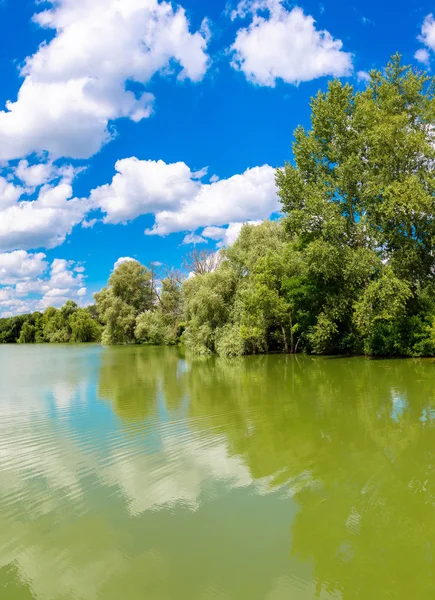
[0,344,434,599]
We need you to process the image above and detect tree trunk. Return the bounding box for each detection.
[289,310,295,354]
[295,337,300,354]
[281,323,289,354]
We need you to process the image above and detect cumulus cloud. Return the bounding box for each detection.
[419,14,435,50]
[0,255,87,317]
[0,0,210,160]
[229,1,352,86]
[0,251,48,285]
[1,156,278,254]
[14,160,80,189]
[81,218,98,229]
[113,256,137,270]
[0,161,89,252]
[202,221,261,247]
[0,176,24,210]
[91,157,279,235]
[0,181,89,252]
[357,70,370,83]
[92,158,199,224]
[416,14,435,64]
[181,233,208,245]
[415,48,430,65]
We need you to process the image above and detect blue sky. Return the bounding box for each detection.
[0,0,433,316]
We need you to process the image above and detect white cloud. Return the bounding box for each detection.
[0,251,48,285]
[182,233,208,245]
[0,177,25,210]
[415,48,430,66]
[357,70,370,83]
[202,221,261,247]
[419,14,435,51]
[49,258,83,290]
[416,14,435,65]
[113,256,137,270]
[91,157,279,235]
[81,218,98,229]
[0,183,89,252]
[92,158,199,224]
[0,256,87,316]
[13,160,80,189]
[229,1,352,86]
[149,165,278,235]
[0,162,89,252]
[14,160,55,188]
[0,0,210,160]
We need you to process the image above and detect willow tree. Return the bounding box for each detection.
[95,260,154,345]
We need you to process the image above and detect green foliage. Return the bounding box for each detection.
[43,307,70,342]
[70,308,102,343]
[16,312,44,344]
[182,267,238,355]
[273,55,435,356]
[95,261,154,345]
[18,321,35,344]
[353,268,412,355]
[135,275,183,346]
[108,261,153,313]
[0,315,27,343]
[1,303,102,346]
[100,297,136,345]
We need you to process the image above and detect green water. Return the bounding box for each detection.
[1,346,435,599]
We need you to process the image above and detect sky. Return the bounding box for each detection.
[0,0,434,317]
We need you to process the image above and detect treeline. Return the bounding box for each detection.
[5,55,435,357]
[0,303,102,344]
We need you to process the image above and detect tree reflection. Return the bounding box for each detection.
[185,355,435,599]
[97,347,435,597]
[98,346,187,422]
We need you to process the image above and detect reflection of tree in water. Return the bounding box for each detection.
[98,346,187,422]
[185,355,435,599]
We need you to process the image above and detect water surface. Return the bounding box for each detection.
[1,345,435,599]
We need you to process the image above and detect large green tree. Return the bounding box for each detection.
[277,55,435,355]
[95,261,154,345]
[70,308,102,343]
[135,273,183,346]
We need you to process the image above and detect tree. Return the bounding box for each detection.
[183,249,223,276]
[95,260,154,345]
[182,266,237,355]
[18,321,35,344]
[108,260,153,313]
[70,308,102,343]
[43,307,70,343]
[276,55,435,355]
[135,273,184,346]
[182,222,299,357]
[0,315,27,343]
[61,300,78,321]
